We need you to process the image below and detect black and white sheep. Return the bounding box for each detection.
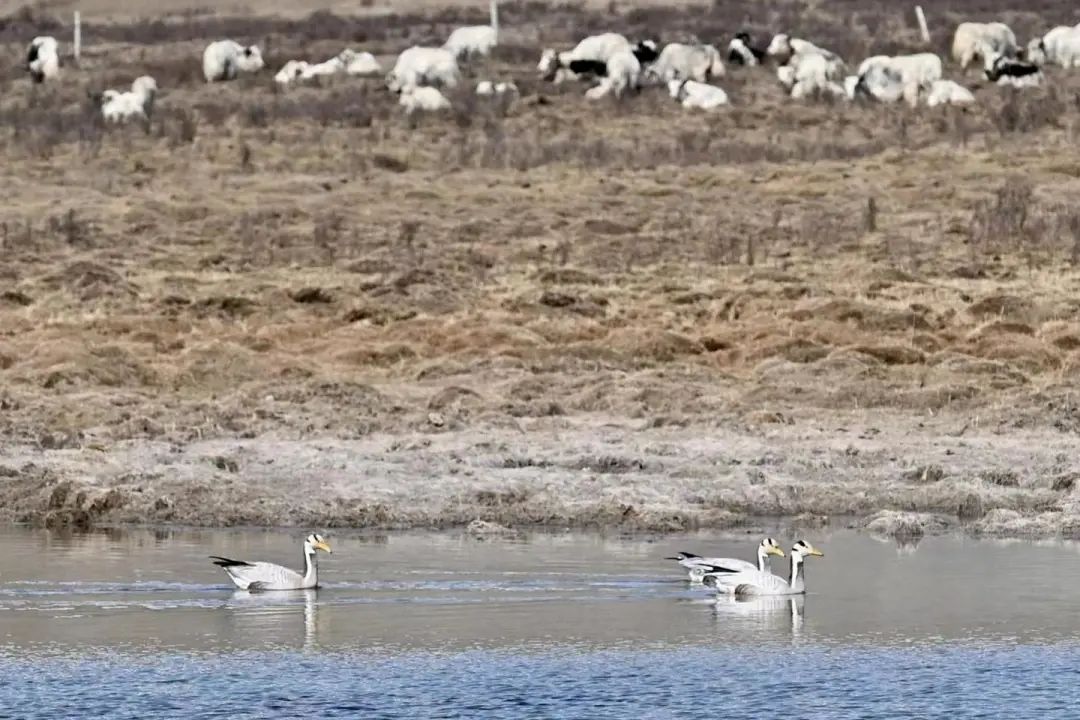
[984,52,1042,88]
[202,40,264,83]
[26,36,59,83]
[728,32,765,66]
[537,32,632,83]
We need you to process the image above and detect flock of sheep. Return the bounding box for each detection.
[18,10,1080,123]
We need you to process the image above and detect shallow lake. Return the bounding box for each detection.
[1,526,1078,718]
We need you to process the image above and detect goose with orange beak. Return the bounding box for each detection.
[210,533,332,591]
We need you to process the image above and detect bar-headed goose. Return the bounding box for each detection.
[210,533,332,591]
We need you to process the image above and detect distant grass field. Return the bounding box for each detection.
[2,0,1080,446]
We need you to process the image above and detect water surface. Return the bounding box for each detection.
[1,527,1077,718]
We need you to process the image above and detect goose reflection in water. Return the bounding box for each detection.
[223,588,319,649]
[713,594,804,638]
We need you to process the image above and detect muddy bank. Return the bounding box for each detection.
[3,410,1079,538]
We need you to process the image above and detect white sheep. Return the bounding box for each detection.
[26,36,59,84]
[668,78,728,109]
[924,79,975,107]
[1026,26,1080,68]
[202,40,264,82]
[300,49,382,81]
[476,80,518,96]
[857,53,942,92]
[854,63,919,105]
[399,85,452,113]
[767,34,844,74]
[386,46,460,92]
[101,76,158,122]
[340,49,382,76]
[952,22,1016,70]
[537,32,631,82]
[444,0,499,59]
[274,60,310,85]
[778,52,846,98]
[584,48,640,99]
[647,43,725,83]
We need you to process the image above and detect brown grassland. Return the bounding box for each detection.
[4,0,1080,538]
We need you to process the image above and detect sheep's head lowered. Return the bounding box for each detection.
[236,45,265,73]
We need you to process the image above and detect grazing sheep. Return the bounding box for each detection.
[399,85,452,112]
[101,76,158,122]
[444,0,499,59]
[924,79,975,107]
[853,63,918,105]
[952,22,1016,70]
[647,43,726,82]
[274,60,310,85]
[768,34,842,67]
[300,49,382,80]
[584,47,641,99]
[984,52,1043,87]
[537,32,632,82]
[857,53,942,92]
[386,46,460,91]
[668,78,729,109]
[728,32,765,66]
[340,49,382,76]
[476,80,518,96]
[26,36,59,83]
[202,40,264,82]
[1026,26,1080,68]
[778,52,845,98]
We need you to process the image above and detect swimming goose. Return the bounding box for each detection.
[704,540,823,597]
[668,538,785,581]
[210,533,332,591]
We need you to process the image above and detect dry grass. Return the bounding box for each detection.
[4,0,1080,530]
[4,0,1080,445]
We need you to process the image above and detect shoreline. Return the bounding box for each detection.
[4,410,1078,540]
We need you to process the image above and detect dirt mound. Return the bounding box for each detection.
[605,329,704,362]
[967,294,1039,323]
[788,298,932,332]
[42,261,137,301]
[851,345,925,365]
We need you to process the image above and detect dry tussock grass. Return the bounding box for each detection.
[4,0,1080,449]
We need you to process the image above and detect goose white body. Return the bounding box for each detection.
[211,534,331,591]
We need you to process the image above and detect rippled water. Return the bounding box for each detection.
[2,527,1079,718]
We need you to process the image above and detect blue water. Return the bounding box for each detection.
[3,528,1080,718]
[4,646,1077,719]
